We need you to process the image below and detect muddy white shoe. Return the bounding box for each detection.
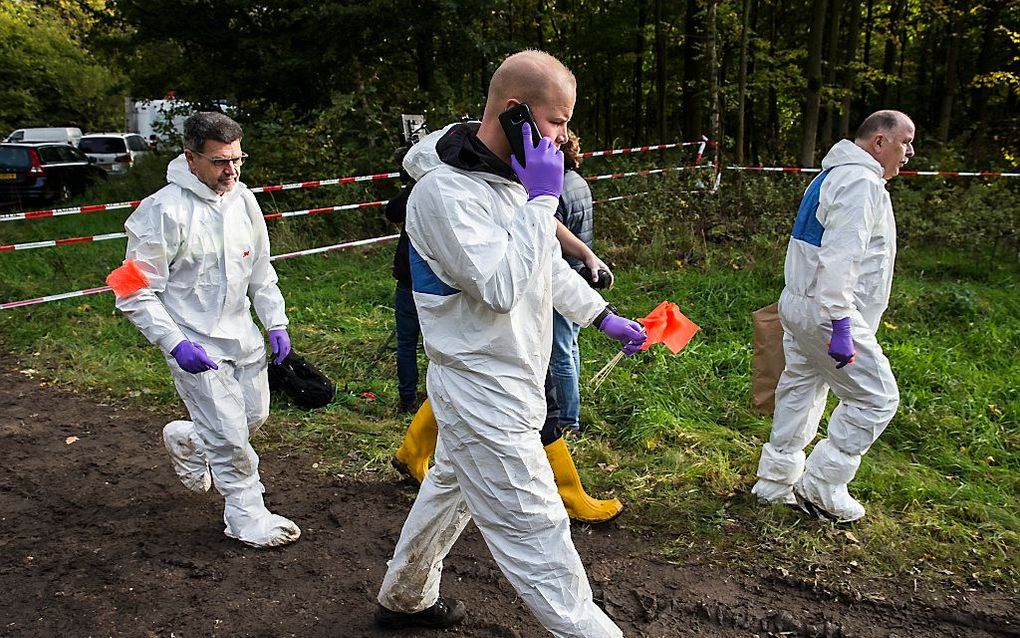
[162,421,211,493]
[793,475,865,523]
[751,478,798,506]
[226,513,301,548]
[223,490,301,548]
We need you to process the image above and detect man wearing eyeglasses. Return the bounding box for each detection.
[114,111,300,548]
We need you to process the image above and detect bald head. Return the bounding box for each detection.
[854,109,915,179]
[476,50,578,163]
[483,50,576,120]
[854,110,911,143]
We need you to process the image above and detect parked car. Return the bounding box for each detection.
[78,133,153,175]
[3,127,84,147]
[0,143,107,206]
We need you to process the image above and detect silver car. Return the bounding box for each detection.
[78,133,152,175]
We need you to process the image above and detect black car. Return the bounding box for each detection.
[0,142,107,206]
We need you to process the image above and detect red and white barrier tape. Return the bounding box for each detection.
[1,232,129,253]
[262,199,387,221]
[0,234,402,310]
[3,162,716,253]
[899,170,1020,177]
[585,163,713,182]
[1,177,724,308]
[726,166,821,174]
[271,233,399,261]
[580,140,702,158]
[726,165,1020,177]
[0,200,142,223]
[0,285,114,310]
[0,200,392,253]
[249,171,400,194]
[1,140,711,224]
[592,192,649,205]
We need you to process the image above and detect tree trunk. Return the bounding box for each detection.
[681,0,702,140]
[656,0,669,143]
[879,0,904,105]
[604,61,614,144]
[858,0,873,109]
[632,0,647,145]
[767,0,781,152]
[937,10,962,143]
[799,0,828,167]
[819,0,844,148]
[735,0,751,164]
[838,0,861,139]
[748,0,761,164]
[414,6,435,95]
[971,1,1002,131]
[707,0,719,156]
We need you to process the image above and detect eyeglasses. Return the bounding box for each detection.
[192,150,248,168]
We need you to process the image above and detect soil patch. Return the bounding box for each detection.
[1,363,1016,637]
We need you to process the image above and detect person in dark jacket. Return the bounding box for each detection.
[384,157,422,414]
[550,131,610,435]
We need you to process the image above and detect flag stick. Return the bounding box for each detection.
[589,351,625,392]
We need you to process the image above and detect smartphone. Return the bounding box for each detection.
[499,103,542,167]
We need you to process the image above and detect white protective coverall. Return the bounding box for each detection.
[116,154,300,547]
[753,139,900,521]
[377,124,622,638]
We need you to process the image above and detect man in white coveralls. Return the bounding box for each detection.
[374,51,646,636]
[752,110,915,523]
[115,111,300,548]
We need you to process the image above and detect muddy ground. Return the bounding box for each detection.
[1,363,1017,638]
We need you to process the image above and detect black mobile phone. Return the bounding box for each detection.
[499,103,542,167]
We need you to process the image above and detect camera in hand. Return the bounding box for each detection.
[577,266,612,289]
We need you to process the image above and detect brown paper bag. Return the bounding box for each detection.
[751,302,785,416]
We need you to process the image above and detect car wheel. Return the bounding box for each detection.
[58,182,72,201]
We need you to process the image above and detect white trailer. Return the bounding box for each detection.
[124,98,190,143]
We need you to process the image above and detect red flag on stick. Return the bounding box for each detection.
[639,301,700,354]
[105,259,150,298]
[589,300,700,391]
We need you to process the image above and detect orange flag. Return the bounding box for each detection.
[639,301,700,354]
[105,259,150,298]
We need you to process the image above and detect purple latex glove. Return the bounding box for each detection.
[828,317,856,369]
[598,314,647,357]
[268,328,291,365]
[510,122,564,201]
[170,340,219,374]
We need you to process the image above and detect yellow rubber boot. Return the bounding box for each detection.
[544,437,624,524]
[392,399,438,485]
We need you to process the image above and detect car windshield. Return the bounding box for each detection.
[0,146,31,169]
[79,137,127,154]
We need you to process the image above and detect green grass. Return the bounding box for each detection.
[1,171,1017,592]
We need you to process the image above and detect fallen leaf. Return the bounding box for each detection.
[65,436,79,445]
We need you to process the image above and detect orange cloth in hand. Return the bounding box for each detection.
[106,259,150,298]
[639,301,700,354]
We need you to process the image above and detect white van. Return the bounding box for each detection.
[78,133,153,175]
[4,127,84,147]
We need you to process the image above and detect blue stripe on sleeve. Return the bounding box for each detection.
[409,243,460,296]
[790,170,831,247]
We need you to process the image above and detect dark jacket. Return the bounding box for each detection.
[554,170,594,271]
[387,123,513,284]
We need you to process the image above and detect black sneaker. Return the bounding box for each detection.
[375,597,466,629]
[398,400,418,414]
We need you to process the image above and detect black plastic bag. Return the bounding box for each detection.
[268,351,335,410]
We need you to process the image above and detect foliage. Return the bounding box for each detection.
[0,2,123,134]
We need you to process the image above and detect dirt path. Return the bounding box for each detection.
[1,364,1017,638]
